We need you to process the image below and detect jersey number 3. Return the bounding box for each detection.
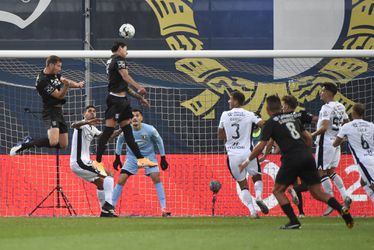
[231,123,240,139]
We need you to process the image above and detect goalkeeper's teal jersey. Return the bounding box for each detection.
[115,123,165,161]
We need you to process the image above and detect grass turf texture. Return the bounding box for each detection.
[0,217,373,250]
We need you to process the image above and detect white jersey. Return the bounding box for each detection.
[316,101,348,145]
[70,123,101,165]
[218,108,261,156]
[337,119,374,163]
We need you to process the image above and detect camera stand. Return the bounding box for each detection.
[29,148,76,216]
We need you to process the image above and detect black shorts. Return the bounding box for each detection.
[105,94,133,122]
[275,153,320,187]
[42,106,68,134]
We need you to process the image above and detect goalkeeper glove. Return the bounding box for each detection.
[160,156,169,171]
[113,154,122,170]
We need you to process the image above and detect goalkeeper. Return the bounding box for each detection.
[112,109,171,216]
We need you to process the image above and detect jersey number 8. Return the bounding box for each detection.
[286,122,301,140]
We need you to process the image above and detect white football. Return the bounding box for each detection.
[119,23,135,39]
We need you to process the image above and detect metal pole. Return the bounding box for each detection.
[84,0,91,106]
[56,148,60,208]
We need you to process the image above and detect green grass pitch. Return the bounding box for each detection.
[0,217,373,250]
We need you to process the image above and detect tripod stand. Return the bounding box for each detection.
[25,108,76,216]
[29,148,76,216]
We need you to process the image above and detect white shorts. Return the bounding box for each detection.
[70,161,100,182]
[316,145,341,170]
[357,158,374,185]
[227,154,261,182]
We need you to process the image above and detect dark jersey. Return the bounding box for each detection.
[293,110,313,125]
[106,54,128,93]
[261,112,310,158]
[35,70,65,107]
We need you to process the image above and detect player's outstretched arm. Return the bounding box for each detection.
[333,136,345,147]
[71,118,101,129]
[240,140,267,172]
[333,124,348,147]
[218,128,226,140]
[256,120,265,128]
[60,77,85,89]
[118,68,146,95]
[311,120,329,138]
[50,81,69,99]
[127,88,150,107]
[259,139,274,162]
[109,129,123,140]
[301,130,313,147]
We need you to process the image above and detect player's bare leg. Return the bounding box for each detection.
[238,179,258,218]
[273,183,301,229]
[57,132,68,149]
[10,128,66,155]
[308,184,353,228]
[150,172,170,217]
[252,174,269,214]
[47,127,61,147]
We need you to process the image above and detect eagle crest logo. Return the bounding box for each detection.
[147,0,372,119]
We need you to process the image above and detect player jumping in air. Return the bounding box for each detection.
[70,105,121,217]
[10,55,84,156]
[218,91,269,218]
[333,103,374,203]
[311,83,352,216]
[240,95,353,229]
[94,42,157,200]
[112,109,171,216]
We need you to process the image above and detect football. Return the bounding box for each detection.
[119,23,135,39]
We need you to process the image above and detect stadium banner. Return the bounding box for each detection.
[0,0,373,218]
[0,154,372,217]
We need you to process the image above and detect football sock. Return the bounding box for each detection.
[296,191,304,214]
[330,173,347,199]
[21,137,60,151]
[363,185,374,202]
[239,189,256,215]
[327,197,343,212]
[97,189,105,208]
[96,126,114,162]
[112,183,123,207]
[294,182,308,193]
[280,203,299,224]
[155,182,166,209]
[103,176,114,205]
[321,175,334,196]
[254,180,263,200]
[121,124,143,158]
[112,184,124,207]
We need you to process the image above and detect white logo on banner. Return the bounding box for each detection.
[0,0,51,29]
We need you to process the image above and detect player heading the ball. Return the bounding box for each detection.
[94,41,157,177]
